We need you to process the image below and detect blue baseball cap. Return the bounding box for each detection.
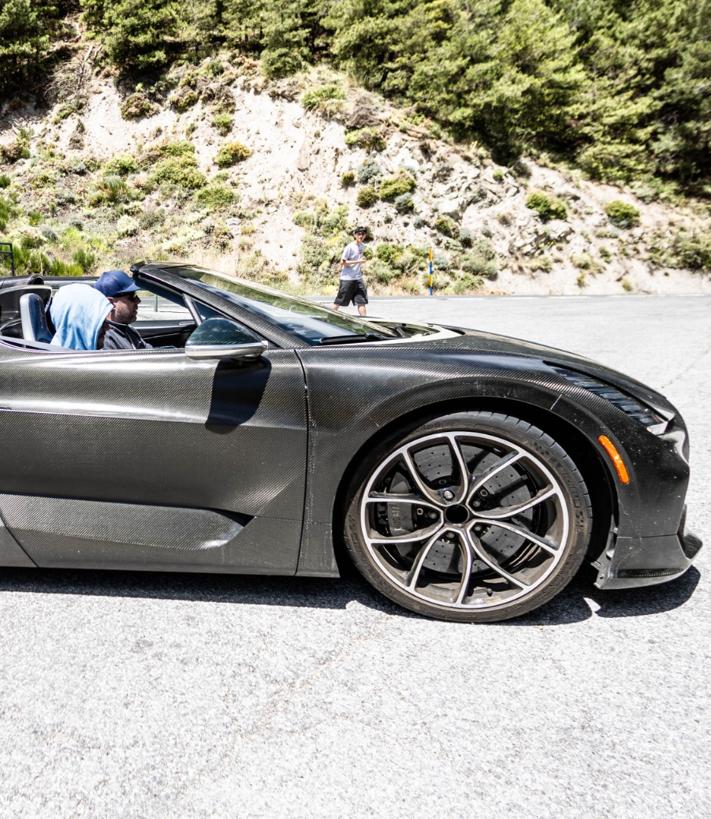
[94,269,140,297]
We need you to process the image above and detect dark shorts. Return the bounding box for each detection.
[334,279,368,306]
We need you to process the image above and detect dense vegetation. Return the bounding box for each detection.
[1,0,708,192]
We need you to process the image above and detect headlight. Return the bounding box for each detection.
[552,366,669,434]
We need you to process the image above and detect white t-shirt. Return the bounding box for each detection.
[341,241,365,281]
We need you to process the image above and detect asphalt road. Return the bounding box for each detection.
[1,295,709,817]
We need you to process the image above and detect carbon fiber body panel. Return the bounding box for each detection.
[295,342,691,581]
[0,517,35,566]
[0,493,296,573]
[0,344,307,573]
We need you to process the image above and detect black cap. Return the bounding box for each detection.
[353,226,368,235]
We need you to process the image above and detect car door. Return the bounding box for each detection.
[0,342,307,574]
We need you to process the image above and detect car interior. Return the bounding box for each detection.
[0,275,237,352]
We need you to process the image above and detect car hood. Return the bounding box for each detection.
[414,325,677,419]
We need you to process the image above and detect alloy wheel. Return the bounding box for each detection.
[359,431,571,611]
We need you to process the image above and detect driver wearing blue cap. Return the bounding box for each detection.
[94,270,152,350]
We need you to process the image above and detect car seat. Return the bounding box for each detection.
[20,292,53,343]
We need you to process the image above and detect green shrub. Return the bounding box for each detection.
[345,127,386,152]
[652,232,711,272]
[460,240,498,280]
[117,215,139,236]
[144,141,194,161]
[103,154,138,176]
[1,239,84,278]
[357,159,381,184]
[0,174,10,188]
[0,195,13,230]
[340,171,355,187]
[91,175,132,205]
[215,141,252,167]
[301,84,346,117]
[212,112,233,136]
[434,215,458,237]
[526,191,567,222]
[576,142,647,185]
[451,272,485,294]
[147,143,206,191]
[356,185,378,208]
[390,245,428,274]
[376,243,402,265]
[369,258,399,285]
[378,173,416,202]
[528,256,553,273]
[120,92,158,120]
[293,202,348,238]
[571,253,602,274]
[72,247,97,274]
[1,129,31,164]
[394,193,414,213]
[196,183,236,210]
[171,87,199,112]
[139,208,165,230]
[298,234,338,284]
[604,200,640,228]
[154,157,206,190]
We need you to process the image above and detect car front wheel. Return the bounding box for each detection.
[343,411,593,622]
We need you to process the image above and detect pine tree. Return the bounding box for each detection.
[86,0,179,74]
[0,0,58,98]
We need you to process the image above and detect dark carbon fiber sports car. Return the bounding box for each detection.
[0,263,702,622]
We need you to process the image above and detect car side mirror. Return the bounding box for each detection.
[185,340,267,361]
[185,318,268,361]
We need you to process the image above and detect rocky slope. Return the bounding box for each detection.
[0,48,709,295]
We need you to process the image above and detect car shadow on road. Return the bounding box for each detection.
[0,564,701,625]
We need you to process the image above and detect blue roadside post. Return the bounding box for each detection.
[428,247,433,296]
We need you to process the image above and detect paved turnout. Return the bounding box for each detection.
[0,295,709,817]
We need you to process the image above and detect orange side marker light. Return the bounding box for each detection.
[598,435,630,484]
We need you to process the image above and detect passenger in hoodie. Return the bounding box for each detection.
[50,283,112,350]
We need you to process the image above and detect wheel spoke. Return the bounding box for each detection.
[406,531,443,591]
[445,434,471,503]
[401,449,442,506]
[468,451,523,503]
[454,532,475,604]
[365,493,441,514]
[478,519,560,555]
[465,529,529,589]
[367,521,444,545]
[478,486,557,520]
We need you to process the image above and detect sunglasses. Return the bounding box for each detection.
[116,292,140,302]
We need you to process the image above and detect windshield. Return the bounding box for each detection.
[175,267,399,344]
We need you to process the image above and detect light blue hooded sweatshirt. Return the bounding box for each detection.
[50,283,112,350]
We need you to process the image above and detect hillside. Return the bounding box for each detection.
[0,47,709,295]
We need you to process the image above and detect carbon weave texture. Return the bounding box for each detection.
[0,493,243,552]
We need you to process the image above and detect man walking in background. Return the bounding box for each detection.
[332,226,369,316]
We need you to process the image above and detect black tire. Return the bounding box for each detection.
[343,411,592,623]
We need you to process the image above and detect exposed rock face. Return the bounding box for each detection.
[0,60,708,295]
